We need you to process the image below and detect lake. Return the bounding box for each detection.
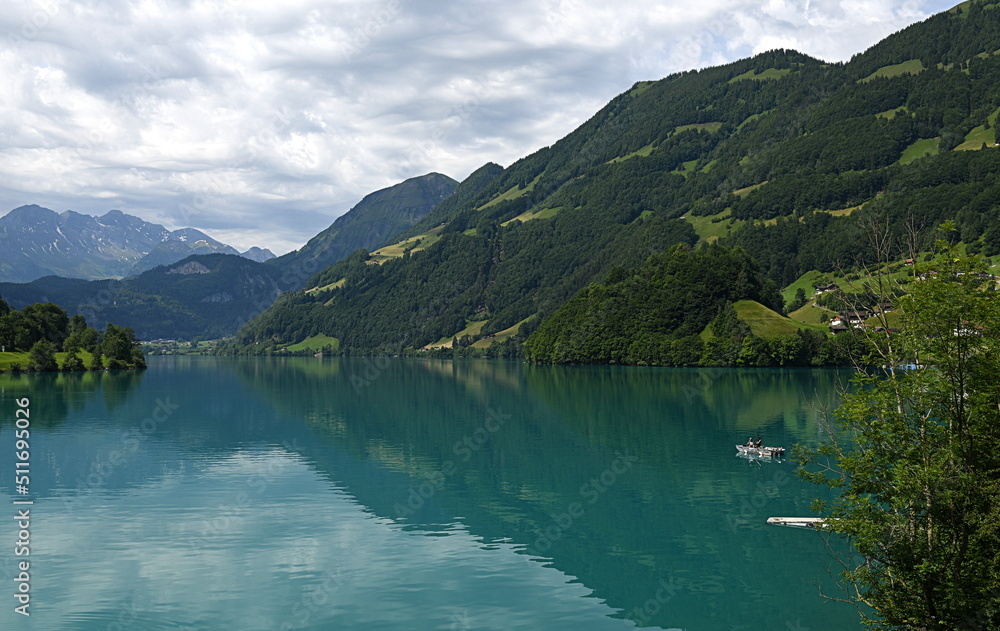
[0,356,861,630]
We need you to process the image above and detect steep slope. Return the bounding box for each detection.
[0,254,286,340]
[268,172,458,287]
[0,205,265,282]
[224,1,1000,356]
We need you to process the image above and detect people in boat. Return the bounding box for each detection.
[745,437,754,447]
[754,434,762,448]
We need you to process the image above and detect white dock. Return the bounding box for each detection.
[766,517,827,529]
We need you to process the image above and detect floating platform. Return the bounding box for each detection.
[766,517,828,529]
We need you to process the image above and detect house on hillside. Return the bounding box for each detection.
[845,311,870,325]
[814,283,839,295]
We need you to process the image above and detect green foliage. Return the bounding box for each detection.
[0,253,286,340]
[0,300,144,372]
[269,173,458,288]
[522,244,785,365]
[224,215,698,355]
[28,340,57,372]
[224,6,1000,362]
[101,324,144,369]
[61,348,85,371]
[797,249,1000,629]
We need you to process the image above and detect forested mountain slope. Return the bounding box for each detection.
[225,1,1000,358]
[268,172,458,288]
[0,254,285,340]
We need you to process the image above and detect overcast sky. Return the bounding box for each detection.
[0,0,957,254]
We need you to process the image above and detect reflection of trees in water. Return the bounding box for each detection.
[100,369,145,413]
[0,369,145,429]
[223,357,852,630]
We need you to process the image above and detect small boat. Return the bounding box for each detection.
[735,444,786,458]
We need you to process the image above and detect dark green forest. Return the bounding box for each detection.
[0,254,286,341]
[522,244,862,366]
[222,1,1000,364]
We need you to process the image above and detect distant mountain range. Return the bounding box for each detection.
[0,172,457,339]
[0,253,286,340]
[0,204,275,283]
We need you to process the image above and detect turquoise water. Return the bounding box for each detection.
[0,357,860,630]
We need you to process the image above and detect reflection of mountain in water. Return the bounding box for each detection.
[6,357,856,630]
[229,357,854,629]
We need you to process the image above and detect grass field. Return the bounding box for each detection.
[681,210,746,244]
[733,300,827,337]
[1,350,96,371]
[306,278,346,294]
[899,137,941,164]
[781,270,833,305]
[876,106,909,119]
[955,107,1000,150]
[609,143,656,164]
[471,316,535,348]
[675,159,699,178]
[732,181,767,196]
[789,301,839,326]
[675,122,723,134]
[428,320,488,348]
[860,59,925,83]
[370,226,445,262]
[628,81,654,98]
[478,174,541,210]
[286,334,340,352]
[728,68,792,83]
[501,206,562,226]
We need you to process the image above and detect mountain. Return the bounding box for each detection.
[223,1,1000,361]
[268,172,458,288]
[0,205,267,282]
[0,253,286,340]
[240,247,276,263]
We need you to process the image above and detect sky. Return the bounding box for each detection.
[0,0,959,255]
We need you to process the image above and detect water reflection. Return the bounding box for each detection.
[0,357,859,631]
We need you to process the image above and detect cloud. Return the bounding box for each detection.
[0,0,956,253]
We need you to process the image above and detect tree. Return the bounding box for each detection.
[61,348,85,371]
[102,324,144,369]
[797,247,1000,630]
[28,340,58,372]
[788,287,808,313]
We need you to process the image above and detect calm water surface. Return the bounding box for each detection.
[0,357,860,630]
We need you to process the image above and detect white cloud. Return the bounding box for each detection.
[0,0,958,254]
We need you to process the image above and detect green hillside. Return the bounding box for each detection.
[224,1,1000,361]
[268,173,458,287]
[0,254,286,340]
